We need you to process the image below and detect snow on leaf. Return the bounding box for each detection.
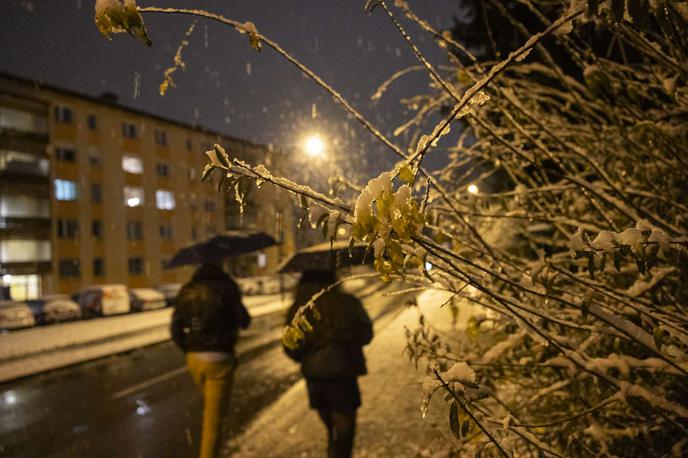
[567,227,588,252]
[590,230,617,252]
[94,0,151,46]
[616,227,643,254]
[442,361,476,384]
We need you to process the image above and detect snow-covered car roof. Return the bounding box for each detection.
[129,288,165,300]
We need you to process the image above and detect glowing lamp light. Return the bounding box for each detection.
[467,184,479,195]
[304,135,325,158]
[1,274,11,283]
[127,197,141,207]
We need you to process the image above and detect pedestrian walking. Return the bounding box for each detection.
[171,262,251,458]
[284,270,373,458]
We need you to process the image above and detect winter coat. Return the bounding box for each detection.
[171,264,250,353]
[285,284,373,380]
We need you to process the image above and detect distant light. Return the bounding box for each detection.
[3,391,17,406]
[337,226,347,236]
[257,252,267,268]
[136,399,150,416]
[304,135,325,158]
[425,262,433,271]
[127,197,141,207]
[467,184,479,195]
[1,274,11,283]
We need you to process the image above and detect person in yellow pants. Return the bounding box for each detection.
[186,353,237,458]
[171,263,251,458]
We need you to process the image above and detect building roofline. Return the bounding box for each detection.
[0,70,265,150]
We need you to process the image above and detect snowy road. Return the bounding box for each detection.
[0,280,410,458]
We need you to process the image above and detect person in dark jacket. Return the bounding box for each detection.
[284,270,373,458]
[171,263,250,458]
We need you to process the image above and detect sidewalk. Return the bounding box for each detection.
[228,289,481,457]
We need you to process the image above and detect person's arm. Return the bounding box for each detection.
[227,282,251,329]
[170,305,186,350]
[349,298,373,346]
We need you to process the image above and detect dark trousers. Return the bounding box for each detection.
[317,408,356,458]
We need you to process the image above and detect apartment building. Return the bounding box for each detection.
[0,73,295,300]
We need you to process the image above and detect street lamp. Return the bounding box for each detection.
[304,134,325,158]
[467,184,479,195]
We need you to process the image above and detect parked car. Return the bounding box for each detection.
[0,301,36,330]
[129,288,166,312]
[237,274,299,296]
[156,283,181,306]
[74,284,130,317]
[28,295,81,324]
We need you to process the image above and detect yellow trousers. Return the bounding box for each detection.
[186,353,236,458]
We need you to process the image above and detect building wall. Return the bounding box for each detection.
[1,74,296,299]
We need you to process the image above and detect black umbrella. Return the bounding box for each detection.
[166,230,277,268]
[276,240,372,273]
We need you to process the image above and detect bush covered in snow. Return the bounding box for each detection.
[99,0,687,455]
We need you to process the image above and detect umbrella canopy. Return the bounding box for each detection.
[166,230,277,268]
[276,240,372,273]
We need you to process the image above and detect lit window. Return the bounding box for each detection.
[124,186,144,207]
[156,190,175,210]
[122,122,137,139]
[54,106,73,124]
[257,252,267,268]
[0,239,50,263]
[122,155,143,174]
[54,179,78,201]
[0,107,48,134]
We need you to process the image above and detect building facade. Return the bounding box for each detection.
[0,73,295,300]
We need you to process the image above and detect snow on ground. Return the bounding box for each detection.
[0,293,293,383]
[229,289,483,457]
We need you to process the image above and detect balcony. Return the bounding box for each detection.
[0,217,51,238]
[0,127,48,155]
[0,261,52,276]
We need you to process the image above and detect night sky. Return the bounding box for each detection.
[1,0,459,180]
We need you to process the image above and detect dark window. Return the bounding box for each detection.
[54,106,73,124]
[89,150,101,166]
[59,259,81,278]
[186,138,192,151]
[122,122,137,139]
[191,226,198,241]
[128,257,144,275]
[55,147,76,162]
[159,224,173,240]
[91,184,102,203]
[126,221,143,240]
[155,130,167,146]
[92,220,102,239]
[57,219,79,238]
[156,163,169,177]
[93,258,105,277]
[87,114,97,130]
[275,210,284,243]
[204,200,216,212]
